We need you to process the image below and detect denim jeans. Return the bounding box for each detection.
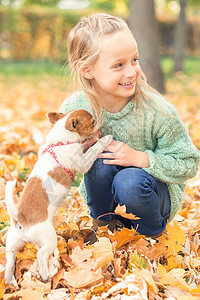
[84,158,171,236]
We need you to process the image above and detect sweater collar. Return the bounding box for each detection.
[102,99,134,120]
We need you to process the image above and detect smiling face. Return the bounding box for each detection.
[85,30,141,112]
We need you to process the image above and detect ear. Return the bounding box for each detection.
[46,112,64,124]
[79,63,94,80]
[65,117,79,132]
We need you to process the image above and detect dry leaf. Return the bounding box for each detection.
[115,204,140,220]
[0,278,6,298]
[102,273,148,299]
[63,266,103,289]
[3,288,46,300]
[16,243,37,260]
[139,268,158,298]
[91,237,113,270]
[135,238,167,261]
[158,223,185,257]
[110,227,142,248]
[47,288,70,300]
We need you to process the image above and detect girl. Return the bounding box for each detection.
[60,13,200,236]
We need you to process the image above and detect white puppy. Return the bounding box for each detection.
[5,109,112,285]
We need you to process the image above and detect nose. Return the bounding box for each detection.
[125,64,137,78]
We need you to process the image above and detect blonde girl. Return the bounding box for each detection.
[60,13,200,236]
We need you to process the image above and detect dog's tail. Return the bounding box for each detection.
[5,179,18,221]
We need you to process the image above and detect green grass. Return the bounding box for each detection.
[0,59,70,77]
[0,56,199,79]
[160,56,200,77]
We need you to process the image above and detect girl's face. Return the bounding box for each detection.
[87,30,141,112]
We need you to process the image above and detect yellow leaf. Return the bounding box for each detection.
[0,278,6,298]
[139,268,158,298]
[57,236,67,255]
[110,227,141,248]
[158,223,185,257]
[0,208,10,222]
[115,204,140,220]
[17,243,37,260]
[190,284,200,295]
[158,262,166,279]
[166,255,185,271]
[3,288,46,300]
[130,250,148,269]
[160,268,190,292]
[91,237,113,270]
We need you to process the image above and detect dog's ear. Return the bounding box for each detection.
[65,117,79,132]
[46,112,64,124]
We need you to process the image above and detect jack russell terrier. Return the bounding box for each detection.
[5,109,112,285]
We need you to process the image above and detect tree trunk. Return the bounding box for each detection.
[173,0,187,73]
[129,0,165,94]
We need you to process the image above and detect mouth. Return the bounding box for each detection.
[119,81,135,88]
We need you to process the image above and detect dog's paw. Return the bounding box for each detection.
[99,134,113,147]
[5,275,17,287]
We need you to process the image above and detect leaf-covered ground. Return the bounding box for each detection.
[0,72,200,299]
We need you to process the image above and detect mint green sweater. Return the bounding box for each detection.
[60,91,200,221]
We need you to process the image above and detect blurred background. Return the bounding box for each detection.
[0,0,199,89]
[0,0,200,152]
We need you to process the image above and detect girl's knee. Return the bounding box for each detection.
[113,168,155,196]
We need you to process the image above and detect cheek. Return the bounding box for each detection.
[135,66,141,81]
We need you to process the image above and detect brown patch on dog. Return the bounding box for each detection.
[47,110,75,124]
[48,166,73,189]
[47,112,65,124]
[17,177,49,227]
[65,110,95,137]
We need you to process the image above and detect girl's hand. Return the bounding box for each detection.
[98,140,150,168]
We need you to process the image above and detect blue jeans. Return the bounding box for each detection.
[84,158,171,236]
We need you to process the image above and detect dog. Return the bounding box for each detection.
[5,109,112,285]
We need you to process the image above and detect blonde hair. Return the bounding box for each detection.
[67,13,161,128]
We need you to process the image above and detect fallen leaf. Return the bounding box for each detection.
[110,227,141,248]
[139,268,158,298]
[101,273,148,299]
[91,237,113,270]
[16,243,37,260]
[0,278,6,298]
[158,223,185,257]
[63,266,103,289]
[135,238,167,261]
[130,250,148,270]
[115,204,140,220]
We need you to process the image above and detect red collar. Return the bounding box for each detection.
[42,142,74,181]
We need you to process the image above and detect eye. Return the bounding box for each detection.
[132,57,139,63]
[114,63,123,68]
[72,120,77,128]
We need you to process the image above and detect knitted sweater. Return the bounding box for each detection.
[60,91,200,221]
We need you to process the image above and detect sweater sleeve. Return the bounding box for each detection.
[143,109,200,184]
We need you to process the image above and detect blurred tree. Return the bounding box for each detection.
[129,0,165,93]
[173,0,186,72]
[160,0,200,72]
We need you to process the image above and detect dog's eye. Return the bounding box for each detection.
[72,120,76,128]
[92,120,95,125]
